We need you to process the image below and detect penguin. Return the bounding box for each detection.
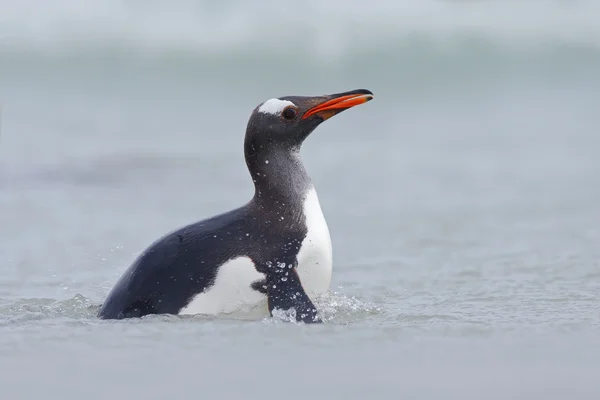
[97,89,374,323]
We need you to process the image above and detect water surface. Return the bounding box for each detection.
[1,1,600,398]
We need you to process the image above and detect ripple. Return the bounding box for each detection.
[0,289,384,327]
[0,294,98,325]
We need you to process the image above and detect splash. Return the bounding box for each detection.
[265,290,383,325]
[313,290,384,324]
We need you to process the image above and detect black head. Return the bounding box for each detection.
[245,89,373,153]
[243,89,374,201]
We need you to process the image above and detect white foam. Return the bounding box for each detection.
[296,186,333,297]
[178,256,267,316]
[258,98,296,116]
[3,2,600,53]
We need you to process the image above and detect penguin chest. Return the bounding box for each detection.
[296,187,333,296]
[179,256,267,316]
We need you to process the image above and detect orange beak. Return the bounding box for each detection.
[302,90,374,120]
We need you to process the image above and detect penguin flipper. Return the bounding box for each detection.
[263,258,321,324]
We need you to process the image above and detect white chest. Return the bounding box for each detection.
[178,256,267,316]
[296,187,333,296]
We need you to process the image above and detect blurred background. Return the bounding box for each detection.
[1,1,600,399]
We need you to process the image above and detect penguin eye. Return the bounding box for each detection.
[282,107,297,120]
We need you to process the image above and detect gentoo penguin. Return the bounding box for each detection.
[97,89,374,323]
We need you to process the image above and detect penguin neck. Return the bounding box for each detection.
[245,143,311,208]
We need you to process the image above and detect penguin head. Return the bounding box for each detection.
[245,89,374,151]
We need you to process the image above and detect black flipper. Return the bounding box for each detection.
[263,259,321,324]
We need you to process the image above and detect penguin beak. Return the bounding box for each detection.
[302,89,374,121]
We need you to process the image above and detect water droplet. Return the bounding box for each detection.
[281,277,288,282]
[265,160,269,164]
[272,285,277,289]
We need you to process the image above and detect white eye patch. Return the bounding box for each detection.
[258,98,296,115]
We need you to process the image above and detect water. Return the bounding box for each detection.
[2,1,600,398]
